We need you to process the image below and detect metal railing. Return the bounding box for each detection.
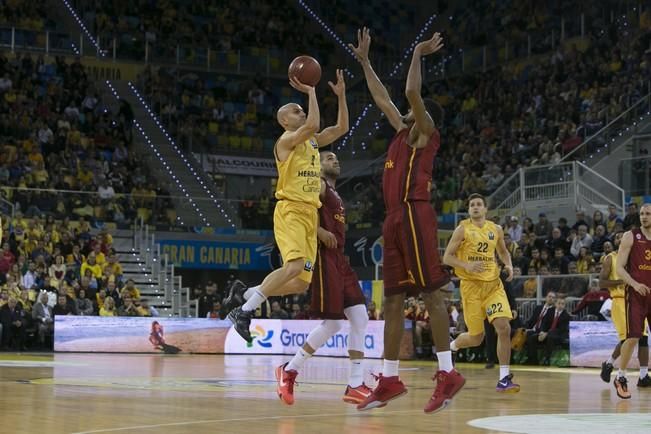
[557,89,651,166]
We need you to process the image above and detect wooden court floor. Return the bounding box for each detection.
[0,353,650,434]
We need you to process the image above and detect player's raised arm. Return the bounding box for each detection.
[405,32,443,138]
[276,78,320,154]
[616,231,651,295]
[315,69,349,147]
[348,27,404,132]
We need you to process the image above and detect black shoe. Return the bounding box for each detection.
[227,306,253,343]
[600,361,614,383]
[637,374,651,388]
[485,362,495,369]
[223,280,248,311]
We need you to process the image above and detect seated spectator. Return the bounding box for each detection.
[507,216,523,243]
[0,297,26,350]
[53,294,74,317]
[550,246,570,274]
[534,213,553,240]
[80,253,102,279]
[606,204,623,234]
[75,288,94,316]
[136,299,159,317]
[623,202,640,230]
[207,301,225,319]
[99,296,117,316]
[121,279,141,301]
[576,247,595,274]
[269,300,289,319]
[512,247,529,275]
[570,225,593,258]
[413,300,432,359]
[48,255,66,281]
[531,297,570,365]
[590,225,610,259]
[118,295,141,317]
[32,292,54,346]
[572,279,610,319]
[545,227,570,254]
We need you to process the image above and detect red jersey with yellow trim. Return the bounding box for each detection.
[627,228,651,286]
[383,128,441,211]
[319,178,346,251]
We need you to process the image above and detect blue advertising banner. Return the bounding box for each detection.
[158,240,274,270]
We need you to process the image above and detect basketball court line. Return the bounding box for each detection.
[70,409,431,433]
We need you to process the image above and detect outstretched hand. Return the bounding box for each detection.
[328,69,346,97]
[415,32,444,56]
[289,76,314,94]
[348,27,371,64]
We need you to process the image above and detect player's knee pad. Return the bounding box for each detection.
[306,319,343,350]
[344,304,368,353]
[639,336,648,347]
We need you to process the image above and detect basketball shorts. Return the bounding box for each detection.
[383,202,450,296]
[310,247,366,319]
[274,200,318,283]
[625,286,651,339]
[460,278,513,336]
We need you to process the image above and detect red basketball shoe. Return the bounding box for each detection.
[342,383,373,404]
[356,375,407,411]
[275,363,298,405]
[424,369,465,414]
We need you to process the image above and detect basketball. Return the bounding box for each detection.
[288,55,321,86]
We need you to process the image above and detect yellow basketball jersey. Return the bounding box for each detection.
[454,219,500,282]
[274,135,321,208]
[607,251,625,298]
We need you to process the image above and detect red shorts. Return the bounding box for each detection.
[383,202,450,296]
[310,247,366,319]
[626,285,651,338]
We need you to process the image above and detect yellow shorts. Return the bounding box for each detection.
[460,279,513,336]
[612,297,648,341]
[273,200,318,283]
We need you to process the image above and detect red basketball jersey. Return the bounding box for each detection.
[627,228,651,286]
[383,128,441,211]
[319,179,346,250]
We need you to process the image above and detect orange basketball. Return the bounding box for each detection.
[288,55,321,86]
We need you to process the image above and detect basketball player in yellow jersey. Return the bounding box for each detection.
[443,193,519,393]
[228,70,349,342]
[598,231,650,386]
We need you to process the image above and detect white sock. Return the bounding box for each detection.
[286,348,311,373]
[606,356,615,365]
[437,351,454,372]
[349,359,364,387]
[450,340,458,352]
[242,290,265,312]
[243,285,260,300]
[617,369,626,379]
[499,365,510,380]
[640,367,649,378]
[383,359,399,377]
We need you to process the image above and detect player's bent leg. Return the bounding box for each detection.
[277,320,343,405]
[492,317,519,393]
[451,331,485,350]
[357,293,407,411]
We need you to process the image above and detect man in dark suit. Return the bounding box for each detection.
[524,291,557,364]
[538,297,571,365]
[0,298,26,350]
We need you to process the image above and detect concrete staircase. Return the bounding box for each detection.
[104,80,239,229]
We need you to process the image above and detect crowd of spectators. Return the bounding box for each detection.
[0,213,160,351]
[73,0,335,63]
[0,51,177,226]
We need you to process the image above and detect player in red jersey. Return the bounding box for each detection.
[275,151,371,406]
[349,28,464,413]
[614,203,651,399]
